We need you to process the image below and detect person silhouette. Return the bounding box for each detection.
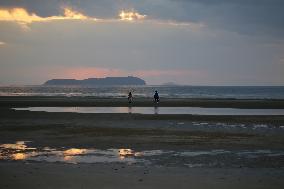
[154,91,159,103]
[128,92,133,103]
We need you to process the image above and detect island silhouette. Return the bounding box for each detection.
[44,76,146,86]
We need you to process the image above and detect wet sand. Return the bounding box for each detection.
[0,97,284,188]
[1,96,284,108]
[1,162,284,189]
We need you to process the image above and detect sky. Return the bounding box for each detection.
[0,0,284,85]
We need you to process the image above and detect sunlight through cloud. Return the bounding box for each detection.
[0,7,94,26]
[119,10,146,21]
[0,7,202,30]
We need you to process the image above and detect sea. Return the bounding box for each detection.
[0,85,284,99]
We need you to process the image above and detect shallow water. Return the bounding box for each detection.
[1,86,284,99]
[1,141,284,168]
[13,107,284,115]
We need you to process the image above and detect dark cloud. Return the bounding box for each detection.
[0,0,131,17]
[171,0,284,37]
[0,0,63,16]
[0,0,284,37]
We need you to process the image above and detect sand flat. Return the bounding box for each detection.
[0,97,284,188]
[1,162,284,189]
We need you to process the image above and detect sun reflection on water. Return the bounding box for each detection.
[63,155,74,162]
[0,141,35,150]
[1,141,283,167]
[63,148,87,156]
[118,149,142,159]
[12,153,27,160]
[0,142,149,164]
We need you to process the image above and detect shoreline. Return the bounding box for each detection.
[1,96,284,108]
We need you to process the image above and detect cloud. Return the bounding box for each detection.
[0,8,44,23]
[1,0,284,37]
[0,7,94,26]
[119,10,146,21]
[133,70,196,77]
[171,0,284,37]
[0,6,202,30]
[0,2,283,86]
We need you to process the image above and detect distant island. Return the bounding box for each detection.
[162,82,179,86]
[44,76,146,86]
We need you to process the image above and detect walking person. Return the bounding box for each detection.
[128,92,133,103]
[154,90,159,103]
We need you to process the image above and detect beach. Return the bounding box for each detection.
[0,97,284,188]
[1,0,284,187]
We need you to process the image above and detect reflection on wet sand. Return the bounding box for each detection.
[62,148,88,163]
[0,141,36,150]
[12,153,27,160]
[0,141,36,160]
[1,141,284,167]
[118,149,142,159]
[63,148,87,156]
[154,106,159,114]
[128,106,132,114]
[14,106,284,115]
[63,155,74,162]
[118,149,133,157]
[0,142,144,164]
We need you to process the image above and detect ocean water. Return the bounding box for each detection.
[0,85,284,99]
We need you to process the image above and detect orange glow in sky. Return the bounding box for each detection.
[58,66,196,81]
[63,67,126,80]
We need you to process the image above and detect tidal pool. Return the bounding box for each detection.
[1,141,284,167]
[13,107,284,115]
[0,141,146,164]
